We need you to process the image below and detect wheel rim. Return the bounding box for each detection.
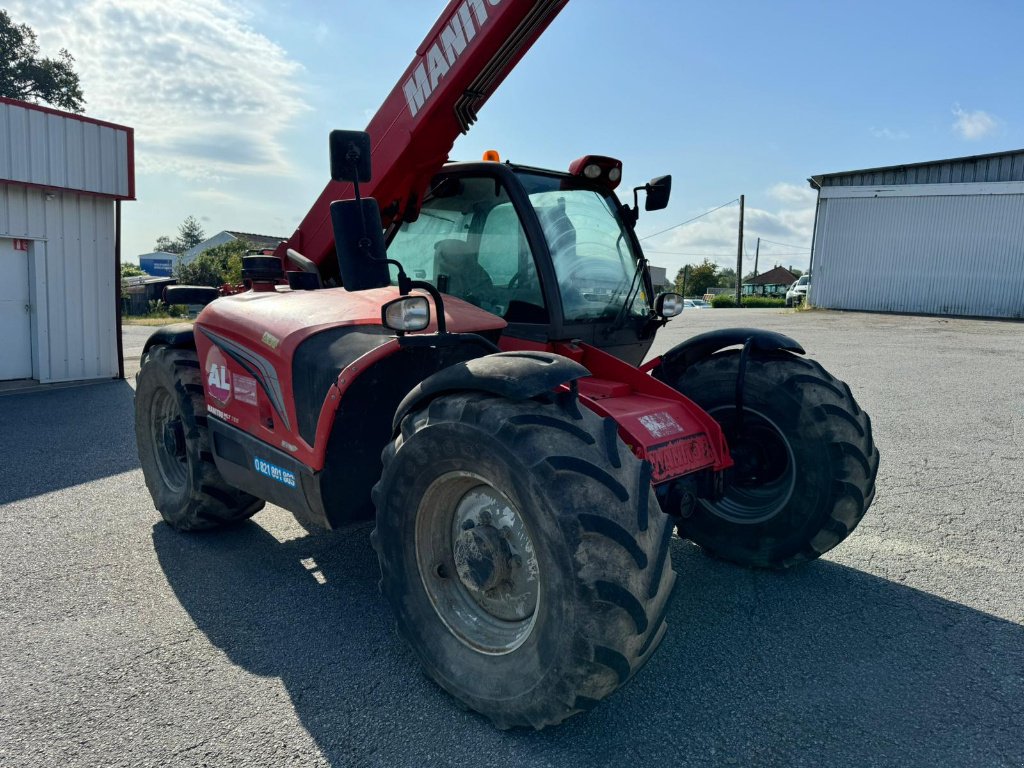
[702,405,796,524]
[150,387,188,493]
[415,472,540,655]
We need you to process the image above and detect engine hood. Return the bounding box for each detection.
[196,285,507,350]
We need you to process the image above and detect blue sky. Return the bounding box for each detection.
[14,0,1024,277]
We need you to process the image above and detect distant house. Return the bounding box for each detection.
[181,230,286,265]
[139,251,177,277]
[743,266,798,297]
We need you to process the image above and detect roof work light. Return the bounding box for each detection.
[568,155,623,190]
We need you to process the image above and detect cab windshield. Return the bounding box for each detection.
[518,172,649,322]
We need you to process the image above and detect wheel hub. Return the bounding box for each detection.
[150,388,188,493]
[415,474,540,653]
[702,406,796,524]
[163,418,186,459]
[454,524,511,594]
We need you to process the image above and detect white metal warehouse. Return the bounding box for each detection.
[0,97,134,383]
[808,150,1024,318]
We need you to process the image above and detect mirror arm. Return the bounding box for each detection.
[407,279,447,335]
[628,183,650,227]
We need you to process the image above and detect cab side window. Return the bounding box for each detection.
[387,176,547,323]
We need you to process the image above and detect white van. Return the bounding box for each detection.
[786,275,810,307]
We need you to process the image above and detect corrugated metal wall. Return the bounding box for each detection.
[812,191,1024,318]
[0,100,131,198]
[0,100,130,382]
[818,151,1024,187]
[0,185,119,382]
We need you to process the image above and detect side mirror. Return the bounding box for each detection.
[164,285,219,307]
[329,130,372,183]
[654,292,683,318]
[645,175,672,211]
[330,198,390,291]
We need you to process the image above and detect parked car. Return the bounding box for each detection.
[786,275,810,307]
[683,298,711,309]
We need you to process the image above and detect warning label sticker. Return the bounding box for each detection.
[234,375,258,406]
[638,411,683,439]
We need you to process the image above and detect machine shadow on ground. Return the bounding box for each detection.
[154,520,1022,767]
[0,380,140,505]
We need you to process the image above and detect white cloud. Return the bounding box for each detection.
[190,187,240,205]
[952,105,998,140]
[870,126,910,141]
[641,184,816,276]
[767,182,816,205]
[10,0,310,180]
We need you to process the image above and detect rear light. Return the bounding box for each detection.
[382,295,430,332]
[568,155,623,190]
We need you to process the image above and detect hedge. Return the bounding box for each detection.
[709,295,786,308]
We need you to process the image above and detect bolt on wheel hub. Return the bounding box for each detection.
[416,473,540,653]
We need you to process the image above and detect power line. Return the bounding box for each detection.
[645,249,810,257]
[638,198,739,241]
[644,250,742,257]
[756,238,810,250]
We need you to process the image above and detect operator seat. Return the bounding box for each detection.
[434,239,493,306]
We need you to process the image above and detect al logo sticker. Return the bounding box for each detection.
[205,347,232,405]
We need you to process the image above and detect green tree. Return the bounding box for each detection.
[174,240,247,288]
[176,216,207,251]
[673,258,719,297]
[0,11,84,112]
[154,216,207,255]
[120,262,146,279]
[716,267,737,288]
[673,267,687,294]
[154,235,183,255]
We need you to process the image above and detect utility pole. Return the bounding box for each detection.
[682,265,689,296]
[754,237,760,277]
[735,194,744,307]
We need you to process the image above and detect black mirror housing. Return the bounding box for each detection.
[329,130,372,183]
[654,291,683,318]
[164,285,220,307]
[330,198,390,291]
[645,175,672,211]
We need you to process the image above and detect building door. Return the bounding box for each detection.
[0,239,33,380]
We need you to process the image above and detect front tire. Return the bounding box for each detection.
[135,346,264,531]
[661,351,879,568]
[371,392,675,729]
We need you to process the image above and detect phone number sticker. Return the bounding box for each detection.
[253,457,297,488]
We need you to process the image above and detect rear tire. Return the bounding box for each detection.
[371,392,675,729]
[662,350,879,568]
[135,346,264,531]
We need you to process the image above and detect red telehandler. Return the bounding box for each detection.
[136,0,878,729]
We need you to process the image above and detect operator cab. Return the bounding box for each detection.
[386,158,673,365]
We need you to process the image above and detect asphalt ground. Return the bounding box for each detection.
[1,309,1021,767]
